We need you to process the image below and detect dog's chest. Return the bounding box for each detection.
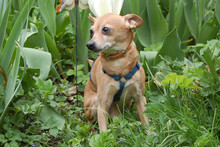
[111,77,140,101]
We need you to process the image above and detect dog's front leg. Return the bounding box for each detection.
[136,96,149,127]
[97,92,114,131]
[97,104,109,131]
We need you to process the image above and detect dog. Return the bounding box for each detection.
[84,13,149,131]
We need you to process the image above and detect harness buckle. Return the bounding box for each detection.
[120,77,126,82]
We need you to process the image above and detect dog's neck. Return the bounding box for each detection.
[100,31,134,61]
[100,42,139,76]
[100,44,132,60]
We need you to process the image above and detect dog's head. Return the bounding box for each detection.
[86,13,143,54]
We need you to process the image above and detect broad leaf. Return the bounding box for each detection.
[175,1,191,42]
[24,23,48,51]
[56,12,70,35]
[216,0,220,24]
[38,0,56,36]
[197,22,219,43]
[39,105,65,130]
[22,48,52,80]
[182,0,199,39]
[69,8,89,73]
[137,0,168,47]
[155,28,184,65]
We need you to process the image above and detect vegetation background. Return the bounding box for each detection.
[0,0,220,146]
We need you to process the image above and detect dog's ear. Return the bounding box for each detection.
[89,13,96,23]
[124,14,143,29]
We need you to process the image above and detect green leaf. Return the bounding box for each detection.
[216,0,220,24]
[89,131,114,147]
[20,68,40,93]
[155,28,184,65]
[128,0,139,15]
[203,51,220,83]
[22,48,52,80]
[162,73,200,90]
[197,22,219,43]
[19,23,38,44]
[0,0,34,72]
[38,0,56,36]
[0,48,20,123]
[44,30,61,61]
[0,0,11,53]
[69,8,89,73]
[67,69,75,76]
[56,12,70,35]
[24,23,48,51]
[0,0,8,23]
[0,134,7,143]
[39,105,65,130]
[182,0,199,39]
[168,0,175,31]
[140,51,158,66]
[49,128,59,137]
[137,7,151,47]
[137,0,168,47]
[175,1,191,42]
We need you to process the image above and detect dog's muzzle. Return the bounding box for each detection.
[86,41,97,51]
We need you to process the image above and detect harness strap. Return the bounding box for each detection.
[89,57,141,102]
[102,62,140,102]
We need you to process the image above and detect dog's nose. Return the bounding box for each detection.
[86,41,96,50]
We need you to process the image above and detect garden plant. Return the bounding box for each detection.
[0,0,220,146]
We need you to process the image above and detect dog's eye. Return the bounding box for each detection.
[102,27,110,33]
[90,29,94,36]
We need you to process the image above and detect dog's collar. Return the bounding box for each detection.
[100,43,132,60]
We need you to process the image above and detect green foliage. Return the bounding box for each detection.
[1,0,220,146]
[0,0,35,124]
[38,0,56,36]
[22,48,52,80]
[161,73,200,90]
[137,0,168,47]
[155,28,184,65]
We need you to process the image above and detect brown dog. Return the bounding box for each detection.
[84,13,149,131]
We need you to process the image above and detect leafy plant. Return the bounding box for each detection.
[0,0,35,124]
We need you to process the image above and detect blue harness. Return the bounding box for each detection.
[89,57,140,102]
